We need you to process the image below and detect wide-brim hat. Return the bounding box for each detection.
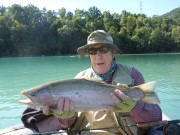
[77,30,121,55]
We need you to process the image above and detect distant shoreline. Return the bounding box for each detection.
[1,52,180,59]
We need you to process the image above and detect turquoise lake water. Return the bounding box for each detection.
[0,53,180,129]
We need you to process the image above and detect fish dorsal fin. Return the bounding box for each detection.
[136,81,157,93]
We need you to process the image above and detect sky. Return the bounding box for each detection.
[0,0,180,17]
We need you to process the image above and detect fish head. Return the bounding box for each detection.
[19,85,54,109]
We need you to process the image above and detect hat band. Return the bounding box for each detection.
[87,36,113,44]
[87,40,113,44]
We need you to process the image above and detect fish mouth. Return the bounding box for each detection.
[19,90,34,106]
[19,99,42,110]
[19,99,33,105]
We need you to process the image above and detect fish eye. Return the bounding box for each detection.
[30,93,36,97]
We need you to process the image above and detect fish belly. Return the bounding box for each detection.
[64,91,114,112]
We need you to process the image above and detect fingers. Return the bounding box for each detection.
[55,97,75,119]
[43,97,74,114]
[117,83,128,88]
[57,97,74,112]
[109,92,121,105]
[109,89,127,105]
[105,89,127,111]
[69,99,75,111]
[114,90,135,107]
[108,89,137,113]
[64,98,69,111]
[43,105,50,115]
[57,97,64,112]
[124,97,135,106]
[115,89,127,101]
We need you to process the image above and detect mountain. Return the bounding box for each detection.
[161,7,180,19]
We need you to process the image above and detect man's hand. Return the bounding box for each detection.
[104,89,137,113]
[43,97,75,119]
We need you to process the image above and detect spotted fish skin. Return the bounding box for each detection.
[19,78,159,112]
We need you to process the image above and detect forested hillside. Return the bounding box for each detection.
[0,4,179,57]
[162,7,180,19]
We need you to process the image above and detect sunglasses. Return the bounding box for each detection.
[87,46,111,55]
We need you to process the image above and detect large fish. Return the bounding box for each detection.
[19,78,160,113]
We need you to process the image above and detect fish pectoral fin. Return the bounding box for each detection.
[142,92,160,104]
[136,81,157,93]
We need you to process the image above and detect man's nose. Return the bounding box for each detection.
[95,51,103,57]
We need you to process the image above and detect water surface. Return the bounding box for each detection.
[0,54,179,129]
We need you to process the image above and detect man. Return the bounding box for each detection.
[8,30,162,135]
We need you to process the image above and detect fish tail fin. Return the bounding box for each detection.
[136,81,160,104]
[142,92,160,104]
[136,81,157,93]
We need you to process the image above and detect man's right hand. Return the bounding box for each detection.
[43,97,75,119]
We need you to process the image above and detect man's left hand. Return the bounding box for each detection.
[103,89,137,113]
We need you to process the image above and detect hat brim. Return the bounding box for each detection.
[77,43,122,55]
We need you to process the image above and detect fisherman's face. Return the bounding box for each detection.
[88,44,114,74]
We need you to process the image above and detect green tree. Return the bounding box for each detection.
[150,28,175,52]
[85,6,103,32]
[0,6,6,16]
[172,26,180,51]
[0,15,13,56]
[58,7,66,19]
[132,27,152,53]
[0,5,179,57]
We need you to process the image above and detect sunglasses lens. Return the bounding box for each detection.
[99,46,110,54]
[88,46,110,55]
[88,49,98,55]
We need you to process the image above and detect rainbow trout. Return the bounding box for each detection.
[19,78,160,113]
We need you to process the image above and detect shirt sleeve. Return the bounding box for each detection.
[131,67,145,85]
[130,68,162,123]
[58,115,77,128]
